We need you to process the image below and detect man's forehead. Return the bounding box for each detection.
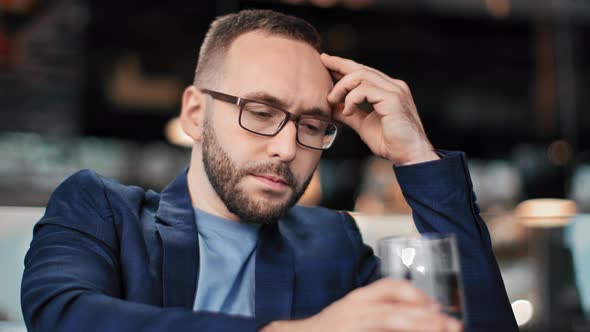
[221,32,334,117]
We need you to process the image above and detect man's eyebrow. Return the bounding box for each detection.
[242,91,289,110]
[242,91,331,118]
[300,108,329,118]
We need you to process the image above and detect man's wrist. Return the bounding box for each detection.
[397,145,440,166]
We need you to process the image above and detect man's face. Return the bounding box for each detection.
[201,32,334,224]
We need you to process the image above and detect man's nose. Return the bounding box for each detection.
[267,120,297,162]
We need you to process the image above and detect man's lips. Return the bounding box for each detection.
[253,174,288,185]
[251,174,291,190]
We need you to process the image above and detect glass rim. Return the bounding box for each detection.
[378,233,457,246]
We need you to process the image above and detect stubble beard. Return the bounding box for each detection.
[201,121,314,224]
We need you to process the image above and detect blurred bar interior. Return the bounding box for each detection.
[1,0,589,331]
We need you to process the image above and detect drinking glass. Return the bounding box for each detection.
[378,233,465,320]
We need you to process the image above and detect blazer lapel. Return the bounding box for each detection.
[155,168,200,308]
[255,222,295,321]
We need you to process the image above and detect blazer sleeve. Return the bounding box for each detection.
[394,151,519,332]
[21,170,269,332]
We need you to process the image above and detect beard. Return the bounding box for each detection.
[202,121,314,224]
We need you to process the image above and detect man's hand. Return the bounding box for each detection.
[261,278,462,332]
[320,53,439,166]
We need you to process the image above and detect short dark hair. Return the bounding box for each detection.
[193,9,322,87]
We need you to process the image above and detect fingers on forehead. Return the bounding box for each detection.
[333,106,365,131]
[321,53,363,73]
[329,70,344,81]
[322,54,408,92]
[336,69,393,92]
[329,71,389,104]
[328,77,360,103]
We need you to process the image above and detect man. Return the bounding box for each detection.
[21,9,518,332]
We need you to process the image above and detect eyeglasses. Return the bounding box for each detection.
[201,89,339,150]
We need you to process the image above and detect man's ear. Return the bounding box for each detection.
[180,86,208,142]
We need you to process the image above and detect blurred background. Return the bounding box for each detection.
[0,0,589,331]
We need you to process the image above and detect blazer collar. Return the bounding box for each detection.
[155,167,195,228]
[155,168,200,308]
[255,222,295,321]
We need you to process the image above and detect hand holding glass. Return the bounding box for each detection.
[378,234,465,321]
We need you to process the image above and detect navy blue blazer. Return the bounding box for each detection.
[21,151,518,331]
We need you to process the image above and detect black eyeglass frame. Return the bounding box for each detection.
[200,88,340,150]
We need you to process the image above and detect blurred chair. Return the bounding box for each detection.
[0,206,43,331]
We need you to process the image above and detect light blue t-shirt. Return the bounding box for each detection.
[192,208,261,317]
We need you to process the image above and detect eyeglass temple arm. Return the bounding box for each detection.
[200,89,241,106]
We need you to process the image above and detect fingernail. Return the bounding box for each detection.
[446,319,462,332]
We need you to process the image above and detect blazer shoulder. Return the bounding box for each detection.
[40,169,146,248]
[49,169,147,210]
[45,169,111,216]
[56,168,104,191]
